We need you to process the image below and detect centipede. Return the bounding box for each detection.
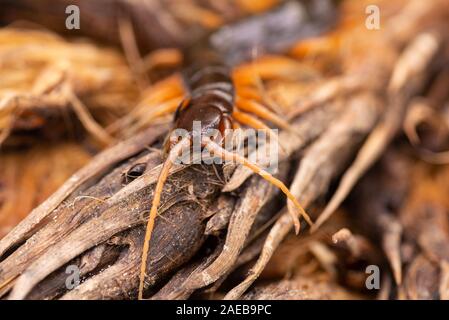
[137,40,314,301]
[131,1,340,299]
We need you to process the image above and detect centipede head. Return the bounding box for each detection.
[163,96,233,155]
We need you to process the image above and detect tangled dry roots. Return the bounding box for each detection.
[0,28,138,146]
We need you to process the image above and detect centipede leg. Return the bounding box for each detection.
[140,74,185,104]
[235,82,281,112]
[138,137,191,300]
[141,48,183,73]
[235,87,264,103]
[204,137,313,234]
[108,74,185,134]
[235,96,292,131]
[233,56,309,115]
[290,33,341,59]
[232,110,286,153]
[110,95,183,136]
[233,55,312,87]
[134,96,183,129]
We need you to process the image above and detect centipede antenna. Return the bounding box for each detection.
[203,137,313,234]
[138,136,191,300]
[134,97,183,130]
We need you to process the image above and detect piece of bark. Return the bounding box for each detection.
[182,173,277,291]
[403,255,440,300]
[204,195,236,236]
[151,239,226,300]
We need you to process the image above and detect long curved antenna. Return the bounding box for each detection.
[138,136,191,300]
[203,137,312,233]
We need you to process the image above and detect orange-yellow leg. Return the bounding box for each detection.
[171,3,223,28]
[232,56,309,116]
[235,96,292,131]
[289,33,341,59]
[235,87,264,103]
[236,0,279,13]
[204,137,312,233]
[232,121,241,130]
[138,137,191,300]
[134,96,183,129]
[108,74,185,134]
[141,48,183,73]
[232,110,286,153]
[235,84,282,115]
[135,75,185,123]
[232,55,307,87]
[140,74,185,106]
